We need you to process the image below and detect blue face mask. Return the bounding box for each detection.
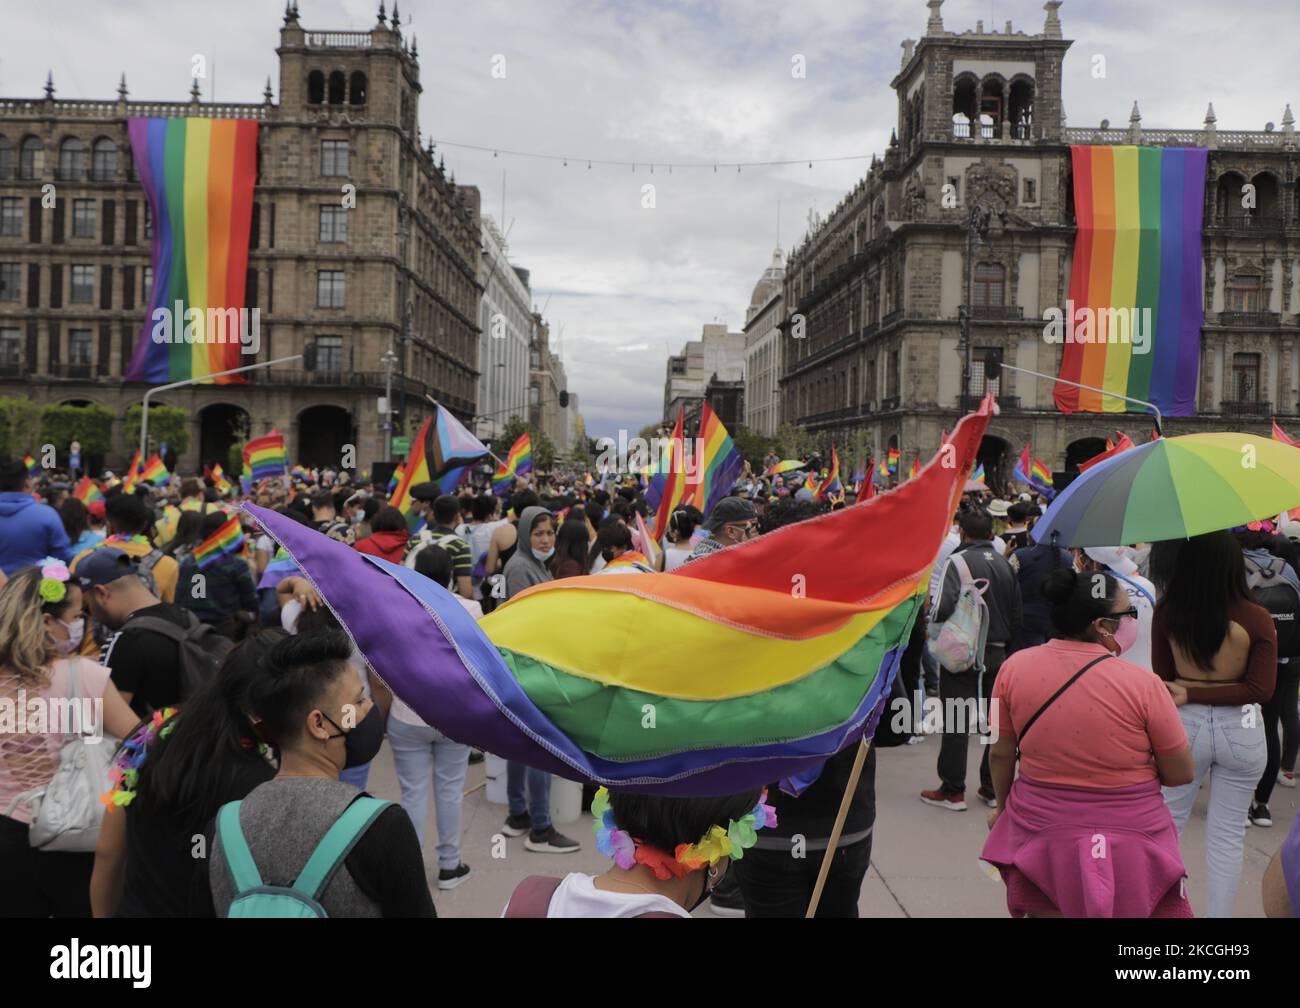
[533,547,555,562]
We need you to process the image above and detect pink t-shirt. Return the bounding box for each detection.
[1,658,113,825]
[992,639,1187,789]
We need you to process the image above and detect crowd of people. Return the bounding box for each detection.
[0,449,1297,919]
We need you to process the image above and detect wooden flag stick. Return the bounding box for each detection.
[805,735,873,918]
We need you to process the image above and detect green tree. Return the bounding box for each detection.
[498,415,555,472]
[228,441,246,479]
[40,404,114,458]
[124,404,190,462]
[637,422,665,443]
[729,425,772,471]
[0,397,42,459]
[773,422,815,462]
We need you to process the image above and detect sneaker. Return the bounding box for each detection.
[437,863,473,890]
[468,750,485,765]
[502,812,532,838]
[920,788,967,811]
[1278,770,1297,789]
[525,826,581,853]
[708,877,746,917]
[1248,803,1272,827]
[977,786,998,809]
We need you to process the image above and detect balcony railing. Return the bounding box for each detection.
[880,395,900,412]
[1220,399,1271,416]
[971,304,1024,320]
[48,363,94,379]
[880,308,903,329]
[1217,311,1281,327]
[1213,213,1285,235]
[0,361,25,379]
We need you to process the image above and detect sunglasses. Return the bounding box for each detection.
[1101,608,1139,622]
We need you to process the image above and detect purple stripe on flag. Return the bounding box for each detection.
[1173,148,1207,417]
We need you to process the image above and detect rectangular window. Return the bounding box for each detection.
[0,328,21,368]
[123,265,135,311]
[124,200,137,245]
[143,203,153,240]
[319,206,347,242]
[1227,276,1262,313]
[887,350,900,398]
[321,140,349,177]
[142,266,153,303]
[0,198,21,237]
[1232,352,1260,402]
[99,264,112,309]
[26,264,38,308]
[0,263,19,302]
[970,345,1002,396]
[1023,178,1037,204]
[71,264,94,304]
[101,199,116,245]
[69,328,93,367]
[316,270,345,308]
[72,198,96,238]
[50,264,63,308]
[316,335,343,373]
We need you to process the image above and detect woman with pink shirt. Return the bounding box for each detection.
[981,567,1195,917]
[0,562,137,916]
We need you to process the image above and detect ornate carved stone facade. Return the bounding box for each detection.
[779,0,1300,489]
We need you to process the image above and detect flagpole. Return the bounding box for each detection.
[422,393,511,473]
[992,360,1164,436]
[806,736,873,917]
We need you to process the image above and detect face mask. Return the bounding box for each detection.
[350,512,364,524]
[53,617,85,656]
[533,547,555,562]
[321,703,385,768]
[1110,614,1139,654]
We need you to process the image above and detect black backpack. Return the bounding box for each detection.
[1243,553,1300,659]
[127,609,235,703]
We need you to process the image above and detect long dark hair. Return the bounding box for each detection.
[1159,530,1250,672]
[60,498,89,543]
[166,511,205,556]
[608,790,762,859]
[553,518,590,576]
[132,630,286,834]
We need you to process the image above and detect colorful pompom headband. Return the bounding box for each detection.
[38,557,70,605]
[591,787,777,881]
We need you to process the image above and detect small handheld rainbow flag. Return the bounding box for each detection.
[193,516,244,570]
[207,463,233,495]
[856,459,876,503]
[140,454,170,485]
[387,462,406,495]
[290,464,313,483]
[1013,445,1055,499]
[73,477,103,504]
[633,510,662,571]
[886,447,901,477]
[816,446,841,500]
[122,451,142,493]
[23,454,36,474]
[907,453,921,480]
[970,462,986,483]
[244,430,288,482]
[493,432,532,495]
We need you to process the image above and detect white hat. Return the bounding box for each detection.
[1017,492,1032,502]
[1084,545,1138,576]
[987,499,1010,518]
[1281,519,1300,545]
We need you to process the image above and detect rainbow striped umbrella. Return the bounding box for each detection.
[1032,432,1300,548]
[244,401,992,795]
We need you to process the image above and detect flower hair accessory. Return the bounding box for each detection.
[38,558,70,604]
[102,708,178,809]
[591,787,777,880]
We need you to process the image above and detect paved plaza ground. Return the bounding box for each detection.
[361,731,1293,918]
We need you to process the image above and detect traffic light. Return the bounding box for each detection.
[559,390,569,408]
[983,347,1003,381]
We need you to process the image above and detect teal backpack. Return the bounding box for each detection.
[216,796,390,918]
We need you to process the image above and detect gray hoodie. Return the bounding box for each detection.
[503,506,553,599]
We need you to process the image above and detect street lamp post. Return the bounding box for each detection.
[380,347,398,460]
[959,204,993,414]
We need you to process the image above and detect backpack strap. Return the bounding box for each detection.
[1015,655,1111,754]
[217,801,264,895]
[292,796,391,901]
[505,875,564,918]
[127,609,201,642]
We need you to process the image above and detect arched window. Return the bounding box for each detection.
[0,136,11,180]
[974,263,1006,308]
[980,77,1005,137]
[307,70,325,104]
[1251,172,1280,223]
[349,71,367,105]
[327,71,346,105]
[952,74,978,138]
[1008,79,1034,139]
[91,138,117,181]
[59,137,86,180]
[19,136,42,180]
[1215,171,1247,224]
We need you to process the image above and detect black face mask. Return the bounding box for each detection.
[321,703,385,768]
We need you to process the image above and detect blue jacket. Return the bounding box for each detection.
[0,492,72,574]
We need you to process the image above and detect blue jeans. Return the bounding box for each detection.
[1162,703,1267,918]
[506,761,551,832]
[387,717,470,870]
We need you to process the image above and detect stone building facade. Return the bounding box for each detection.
[743,248,784,438]
[476,216,532,443]
[779,0,1300,490]
[0,3,481,473]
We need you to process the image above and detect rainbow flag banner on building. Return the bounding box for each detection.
[683,404,745,520]
[391,403,489,519]
[139,455,170,485]
[125,117,260,384]
[492,433,532,495]
[242,398,992,795]
[1055,146,1208,417]
[73,477,103,504]
[243,431,287,482]
[193,516,244,570]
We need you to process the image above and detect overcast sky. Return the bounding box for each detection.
[3,0,1292,440]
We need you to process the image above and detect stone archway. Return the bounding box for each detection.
[297,404,353,469]
[1065,436,1109,472]
[977,433,1011,493]
[199,402,250,474]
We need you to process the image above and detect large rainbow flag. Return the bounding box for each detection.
[125,117,259,384]
[390,403,488,520]
[682,403,745,520]
[1055,146,1207,417]
[243,398,992,795]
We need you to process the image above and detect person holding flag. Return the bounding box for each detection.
[175,512,257,639]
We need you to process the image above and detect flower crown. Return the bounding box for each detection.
[591,787,777,881]
[38,558,70,604]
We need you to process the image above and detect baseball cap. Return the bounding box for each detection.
[75,547,140,589]
[702,496,757,531]
[1083,545,1139,577]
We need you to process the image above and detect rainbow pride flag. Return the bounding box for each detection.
[391,404,488,516]
[387,462,406,495]
[1013,445,1055,499]
[244,431,287,482]
[645,409,688,543]
[193,516,244,570]
[122,451,142,493]
[682,404,744,519]
[971,462,985,483]
[139,454,169,485]
[816,446,841,500]
[73,477,103,504]
[886,447,900,477]
[125,117,259,384]
[856,459,877,504]
[907,453,921,480]
[492,432,532,495]
[207,464,232,495]
[243,399,991,794]
[290,464,314,483]
[763,459,805,478]
[1055,146,1207,417]
[23,454,35,474]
